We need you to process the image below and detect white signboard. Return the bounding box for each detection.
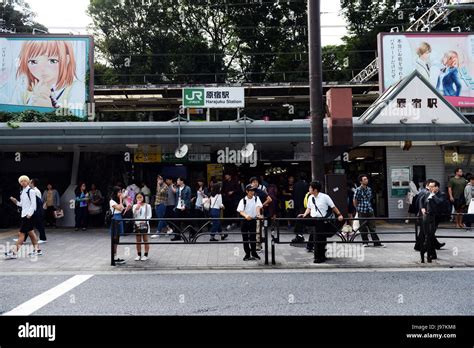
[183,87,245,108]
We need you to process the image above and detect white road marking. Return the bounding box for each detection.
[3,275,93,316]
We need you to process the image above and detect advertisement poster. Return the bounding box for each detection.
[390,167,410,197]
[379,33,474,107]
[0,35,93,117]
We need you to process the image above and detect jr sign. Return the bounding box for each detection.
[183,87,245,108]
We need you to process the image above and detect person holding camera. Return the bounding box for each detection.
[237,185,263,261]
[133,192,152,261]
[298,181,344,263]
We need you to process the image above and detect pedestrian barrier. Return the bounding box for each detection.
[110,214,474,266]
[110,217,269,266]
[270,214,474,265]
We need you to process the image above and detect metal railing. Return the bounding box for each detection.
[110,217,269,266]
[109,214,474,267]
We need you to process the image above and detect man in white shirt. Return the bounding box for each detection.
[237,184,263,261]
[30,178,47,243]
[299,181,344,263]
[6,175,42,259]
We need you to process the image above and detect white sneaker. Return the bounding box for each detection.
[166,228,173,235]
[140,256,148,261]
[226,225,231,231]
[28,250,43,256]
[38,240,47,244]
[4,252,17,260]
[150,234,159,239]
[134,256,141,261]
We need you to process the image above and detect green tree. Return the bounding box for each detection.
[0,0,47,33]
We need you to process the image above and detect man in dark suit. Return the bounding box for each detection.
[418,180,449,263]
[414,179,445,252]
[291,173,309,244]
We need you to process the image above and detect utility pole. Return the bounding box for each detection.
[308,0,325,185]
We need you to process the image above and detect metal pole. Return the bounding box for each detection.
[111,220,116,266]
[264,219,269,265]
[308,0,325,184]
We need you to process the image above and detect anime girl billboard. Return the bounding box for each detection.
[0,36,93,117]
[379,33,474,107]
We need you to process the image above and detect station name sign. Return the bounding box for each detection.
[183,87,245,108]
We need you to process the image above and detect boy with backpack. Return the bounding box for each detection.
[5,175,43,259]
[237,184,263,261]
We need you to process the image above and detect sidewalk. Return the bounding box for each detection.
[0,224,473,272]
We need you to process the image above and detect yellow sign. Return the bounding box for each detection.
[134,146,162,163]
[207,164,224,185]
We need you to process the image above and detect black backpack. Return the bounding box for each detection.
[26,188,44,217]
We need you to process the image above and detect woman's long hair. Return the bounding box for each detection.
[110,186,122,203]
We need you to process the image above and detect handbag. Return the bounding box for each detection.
[203,197,211,211]
[54,209,64,219]
[352,213,360,231]
[468,199,474,215]
[313,196,338,237]
[134,204,150,234]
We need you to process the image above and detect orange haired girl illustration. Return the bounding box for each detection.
[15,40,80,108]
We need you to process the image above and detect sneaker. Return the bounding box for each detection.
[140,256,148,261]
[150,234,159,239]
[221,234,229,241]
[28,250,43,256]
[82,228,87,231]
[291,235,305,244]
[74,228,79,231]
[243,255,251,261]
[373,243,386,248]
[13,238,18,242]
[114,258,126,265]
[170,236,182,241]
[210,237,218,242]
[166,228,173,235]
[38,240,47,244]
[251,253,261,260]
[134,256,141,261]
[4,251,17,260]
[226,225,232,231]
[256,249,263,254]
[306,248,314,253]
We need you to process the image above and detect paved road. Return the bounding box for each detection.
[1,269,473,316]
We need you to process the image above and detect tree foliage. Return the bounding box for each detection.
[1,0,47,33]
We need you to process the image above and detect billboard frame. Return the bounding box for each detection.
[0,33,94,115]
[377,31,473,106]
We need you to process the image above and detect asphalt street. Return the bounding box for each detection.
[1,269,473,316]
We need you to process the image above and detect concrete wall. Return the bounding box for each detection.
[386,146,445,219]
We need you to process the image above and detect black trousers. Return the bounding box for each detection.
[419,214,437,259]
[175,209,192,238]
[45,206,56,227]
[34,211,47,241]
[307,220,327,261]
[294,207,306,235]
[241,220,257,256]
[75,206,88,229]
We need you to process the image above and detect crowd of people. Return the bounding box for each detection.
[4,168,473,265]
